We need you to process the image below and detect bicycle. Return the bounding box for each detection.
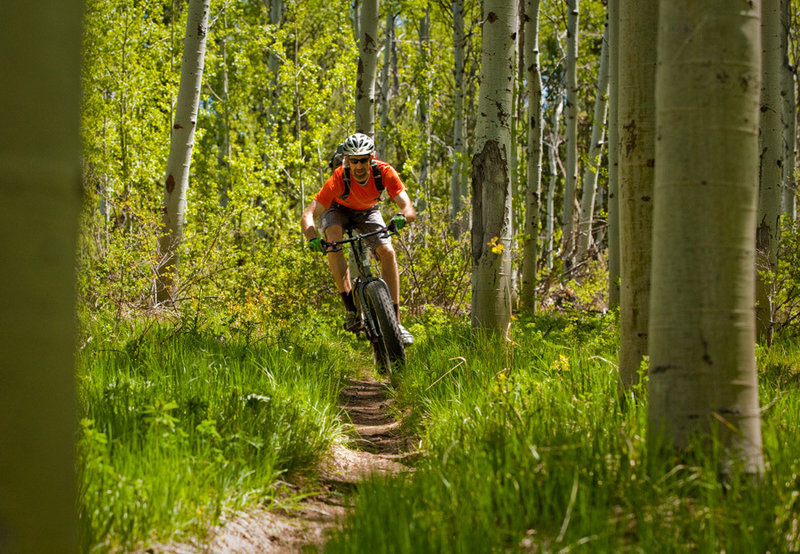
[319,224,406,375]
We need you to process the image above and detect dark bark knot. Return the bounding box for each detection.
[651,364,677,374]
[197,24,206,39]
[702,338,713,365]
[623,120,638,156]
[165,174,175,194]
[487,12,497,23]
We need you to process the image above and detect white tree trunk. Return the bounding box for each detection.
[649,0,764,475]
[355,0,380,135]
[264,0,285,136]
[520,0,543,312]
[0,2,82,550]
[576,16,609,262]
[781,0,796,219]
[378,10,395,156]
[418,4,432,210]
[157,0,210,303]
[562,0,579,265]
[546,95,564,270]
[451,0,469,235]
[606,0,620,308]
[350,0,361,43]
[617,0,657,389]
[471,0,517,335]
[756,0,784,341]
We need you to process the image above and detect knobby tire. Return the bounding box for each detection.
[363,279,405,374]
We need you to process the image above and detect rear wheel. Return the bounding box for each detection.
[363,279,405,374]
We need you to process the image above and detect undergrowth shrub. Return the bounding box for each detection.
[770,216,800,341]
[394,200,471,318]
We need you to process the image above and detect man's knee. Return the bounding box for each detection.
[324,225,344,242]
[375,243,396,263]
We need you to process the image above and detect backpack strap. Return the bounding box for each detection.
[338,160,384,202]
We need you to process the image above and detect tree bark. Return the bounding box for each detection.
[520,0,543,313]
[781,0,796,220]
[156,0,210,303]
[378,10,395,156]
[756,0,783,342]
[562,0,579,265]
[617,0,657,389]
[546,95,564,270]
[471,0,517,335]
[264,0,285,137]
[0,1,82,551]
[418,4,432,210]
[606,0,620,308]
[355,0,380,135]
[451,0,469,236]
[576,15,610,262]
[649,0,764,475]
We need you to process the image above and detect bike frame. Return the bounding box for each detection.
[322,226,393,325]
[321,225,405,373]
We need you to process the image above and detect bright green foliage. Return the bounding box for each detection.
[396,201,472,317]
[77,318,349,550]
[327,313,800,553]
[766,217,800,340]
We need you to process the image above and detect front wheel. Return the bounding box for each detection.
[363,279,405,375]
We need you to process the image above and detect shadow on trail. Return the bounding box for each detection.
[337,378,414,458]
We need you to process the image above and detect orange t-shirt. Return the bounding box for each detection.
[315,160,405,211]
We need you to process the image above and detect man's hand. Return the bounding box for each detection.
[388,214,407,232]
[307,237,324,253]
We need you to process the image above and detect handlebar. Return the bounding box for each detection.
[321,226,396,253]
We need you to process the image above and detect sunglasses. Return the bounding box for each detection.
[349,157,371,165]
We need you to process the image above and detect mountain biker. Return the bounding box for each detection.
[300,132,417,345]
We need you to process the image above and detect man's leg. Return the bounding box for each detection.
[324,224,350,293]
[375,243,399,305]
[376,243,413,345]
[325,224,360,329]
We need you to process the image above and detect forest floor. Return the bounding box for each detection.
[134,372,415,553]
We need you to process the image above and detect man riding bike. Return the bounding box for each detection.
[300,132,417,345]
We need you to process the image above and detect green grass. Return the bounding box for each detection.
[327,311,800,553]
[77,315,354,551]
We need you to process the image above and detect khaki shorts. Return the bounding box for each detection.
[321,203,390,253]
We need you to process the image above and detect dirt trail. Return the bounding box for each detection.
[133,376,413,553]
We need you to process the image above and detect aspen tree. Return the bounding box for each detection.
[355,0,380,135]
[546,95,564,270]
[520,0,543,312]
[562,0,579,264]
[471,0,517,335]
[451,0,468,235]
[418,4,432,209]
[617,0,657,389]
[156,0,210,303]
[649,0,764,475]
[576,15,609,262]
[781,0,796,219]
[378,9,395,155]
[0,1,82,551]
[756,0,784,341]
[607,0,620,308]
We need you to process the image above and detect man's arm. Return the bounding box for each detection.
[300,199,325,240]
[391,190,417,222]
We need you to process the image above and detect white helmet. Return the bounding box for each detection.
[341,133,375,157]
